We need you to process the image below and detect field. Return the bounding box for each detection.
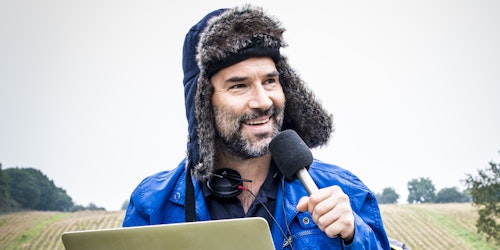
[0,203,497,250]
[380,203,496,250]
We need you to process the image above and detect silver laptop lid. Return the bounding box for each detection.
[61,217,275,250]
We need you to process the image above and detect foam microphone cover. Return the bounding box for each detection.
[269,129,313,181]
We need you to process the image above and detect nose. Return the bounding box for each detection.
[248,85,273,110]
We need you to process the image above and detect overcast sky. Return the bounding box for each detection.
[1,0,499,211]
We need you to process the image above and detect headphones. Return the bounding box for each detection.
[206,168,252,198]
[205,167,296,249]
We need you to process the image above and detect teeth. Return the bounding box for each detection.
[247,117,269,125]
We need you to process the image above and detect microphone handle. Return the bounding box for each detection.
[296,168,319,195]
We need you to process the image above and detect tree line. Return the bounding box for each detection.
[375,178,471,205]
[0,164,105,212]
[376,155,499,245]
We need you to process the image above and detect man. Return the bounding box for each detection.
[123,4,390,249]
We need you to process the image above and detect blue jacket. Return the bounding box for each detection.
[123,159,390,249]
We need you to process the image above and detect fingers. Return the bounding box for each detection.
[297,196,310,212]
[296,186,355,241]
[320,199,354,241]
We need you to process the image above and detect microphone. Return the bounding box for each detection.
[269,129,318,194]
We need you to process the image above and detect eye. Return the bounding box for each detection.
[229,83,247,90]
[264,78,277,84]
[263,77,279,90]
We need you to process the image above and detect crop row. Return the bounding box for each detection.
[1,211,125,250]
[1,203,496,250]
[381,203,489,250]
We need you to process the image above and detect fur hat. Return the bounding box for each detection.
[183,4,333,180]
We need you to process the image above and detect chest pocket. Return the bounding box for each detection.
[296,212,315,229]
[287,212,341,250]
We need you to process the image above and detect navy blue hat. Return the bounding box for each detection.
[182,4,333,181]
[182,8,226,177]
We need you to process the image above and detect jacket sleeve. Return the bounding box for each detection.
[343,187,390,249]
[342,213,389,249]
[121,165,187,227]
[122,185,150,227]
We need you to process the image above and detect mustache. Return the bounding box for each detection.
[239,107,276,123]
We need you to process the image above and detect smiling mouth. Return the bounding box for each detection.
[245,117,270,125]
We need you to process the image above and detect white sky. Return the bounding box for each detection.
[1,0,499,211]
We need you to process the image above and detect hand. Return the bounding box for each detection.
[296,185,355,242]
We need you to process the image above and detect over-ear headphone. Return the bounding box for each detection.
[205,168,296,249]
[206,168,252,198]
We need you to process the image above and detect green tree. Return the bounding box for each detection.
[85,202,105,211]
[4,167,74,211]
[407,177,436,204]
[0,163,17,211]
[52,186,75,211]
[463,156,500,245]
[376,187,400,204]
[6,168,41,209]
[435,187,471,203]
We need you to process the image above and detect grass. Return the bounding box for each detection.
[413,205,494,250]
[6,213,69,250]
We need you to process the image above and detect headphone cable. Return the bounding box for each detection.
[238,184,294,250]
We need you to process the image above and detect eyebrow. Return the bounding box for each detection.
[225,71,280,83]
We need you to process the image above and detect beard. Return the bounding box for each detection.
[213,105,284,159]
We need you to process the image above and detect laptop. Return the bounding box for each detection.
[61,217,275,250]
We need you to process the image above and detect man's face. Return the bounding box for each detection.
[211,57,285,158]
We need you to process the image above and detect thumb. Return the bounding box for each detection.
[296,196,310,212]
